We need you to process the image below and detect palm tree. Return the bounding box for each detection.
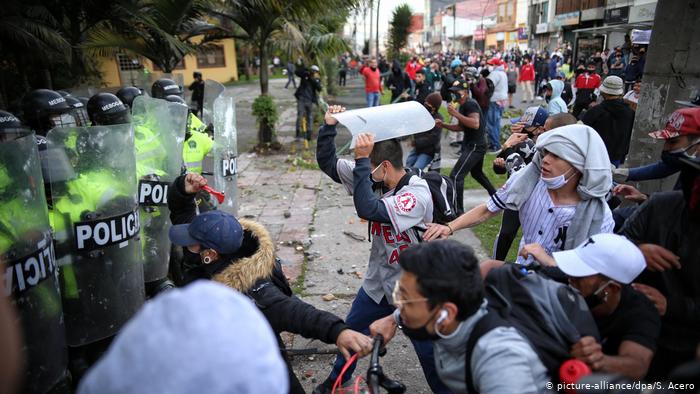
[82,0,230,74]
[0,1,71,101]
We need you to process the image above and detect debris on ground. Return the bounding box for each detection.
[342,231,365,242]
[322,293,336,302]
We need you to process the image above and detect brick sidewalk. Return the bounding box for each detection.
[236,153,322,283]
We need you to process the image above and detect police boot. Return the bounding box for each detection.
[145,278,176,298]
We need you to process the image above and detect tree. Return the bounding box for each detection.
[386,4,412,60]
[82,0,229,74]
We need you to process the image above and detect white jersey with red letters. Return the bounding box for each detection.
[336,159,433,304]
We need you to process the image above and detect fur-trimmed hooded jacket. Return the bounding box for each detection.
[167,175,348,346]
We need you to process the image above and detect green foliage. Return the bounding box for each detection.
[252,94,279,127]
[387,4,412,60]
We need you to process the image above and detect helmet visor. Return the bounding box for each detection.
[48,113,78,129]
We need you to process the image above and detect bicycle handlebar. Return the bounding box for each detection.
[367,335,406,394]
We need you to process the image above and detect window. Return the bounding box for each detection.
[196,45,226,68]
[117,54,142,71]
[539,1,549,23]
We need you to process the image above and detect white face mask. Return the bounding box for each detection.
[541,168,574,190]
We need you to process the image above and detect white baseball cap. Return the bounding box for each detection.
[552,234,645,284]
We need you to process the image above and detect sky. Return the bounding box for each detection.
[345,0,426,51]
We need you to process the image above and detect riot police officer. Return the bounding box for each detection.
[21,89,78,136]
[88,93,176,296]
[152,78,212,174]
[115,86,143,110]
[0,111,69,393]
[44,94,144,381]
[57,91,90,127]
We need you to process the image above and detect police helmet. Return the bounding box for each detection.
[87,93,131,126]
[116,86,143,109]
[164,95,187,105]
[21,89,77,136]
[64,96,90,127]
[56,90,71,97]
[0,110,29,141]
[151,78,183,99]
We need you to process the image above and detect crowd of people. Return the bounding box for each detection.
[2,40,700,394]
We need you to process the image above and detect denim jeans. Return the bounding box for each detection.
[325,287,450,394]
[366,92,380,107]
[406,150,434,170]
[486,102,504,150]
[296,100,314,140]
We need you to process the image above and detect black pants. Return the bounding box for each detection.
[339,70,347,86]
[493,209,520,260]
[450,144,496,214]
[572,100,591,119]
[296,100,313,140]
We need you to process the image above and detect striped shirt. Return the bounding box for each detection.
[486,174,615,264]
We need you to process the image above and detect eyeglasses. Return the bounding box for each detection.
[392,281,428,309]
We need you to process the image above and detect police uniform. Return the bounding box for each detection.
[183,113,212,174]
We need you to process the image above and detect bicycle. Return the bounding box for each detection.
[331,334,406,394]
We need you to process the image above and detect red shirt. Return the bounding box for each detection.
[405,62,422,80]
[360,66,382,93]
[519,64,535,82]
[575,73,602,89]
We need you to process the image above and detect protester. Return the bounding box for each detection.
[521,234,661,380]
[405,56,422,96]
[386,60,412,103]
[294,64,322,142]
[491,111,577,260]
[187,71,204,117]
[548,54,560,80]
[544,80,568,115]
[77,282,290,394]
[573,62,602,118]
[314,106,449,394]
[167,174,372,393]
[407,92,443,170]
[368,240,551,394]
[413,69,432,104]
[360,58,383,107]
[424,125,615,266]
[285,60,297,89]
[535,54,550,99]
[519,56,535,103]
[506,60,518,109]
[437,80,496,213]
[582,76,635,166]
[608,52,626,78]
[338,55,348,87]
[469,66,490,117]
[623,80,641,111]
[624,55,645,93]
[621,147,700,381]
[486,58,508,152]
[426,62,442,91]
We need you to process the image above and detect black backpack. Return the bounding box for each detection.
[485,78,495,100]
[395,168,457,225]
[464,265,600,393]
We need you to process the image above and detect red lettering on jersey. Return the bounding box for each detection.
[371,221,382,236]
[387,244,410,265]
[382,224,394,244]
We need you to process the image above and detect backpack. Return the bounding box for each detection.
[485,78,495,99]
[394,168,457,225]
[464,265,600,393]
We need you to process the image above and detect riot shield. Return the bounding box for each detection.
[212,91,238,215]
[0,132,68,393]
[46,124,145,347]
[130,96,187,282]
[203,79,225,127]
[331,101,435,148]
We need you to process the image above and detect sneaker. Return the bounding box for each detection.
[487,147,501,154]
[535,96,543,100]
[312,378,335,394]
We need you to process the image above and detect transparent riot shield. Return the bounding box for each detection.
[213,91,238,215]
[0,132,68,393]
[203,79,225,127]
[130,96,187,282]
[46,124,145,347]
[331,101,435,147]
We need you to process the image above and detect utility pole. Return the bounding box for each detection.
[453,2,457,51]
[368,0,374,56]
[376,0,381,58]
[627,0,700,194]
